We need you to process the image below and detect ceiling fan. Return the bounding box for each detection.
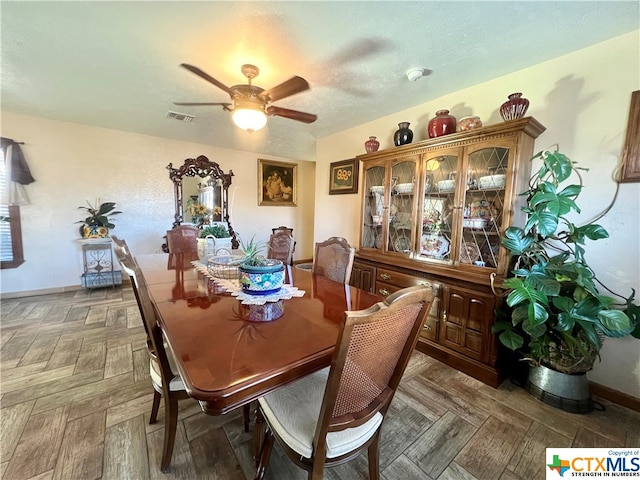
[175,63,317,132]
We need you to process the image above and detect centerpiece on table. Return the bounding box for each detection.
[238,235,285,295]
[76,200,121,238]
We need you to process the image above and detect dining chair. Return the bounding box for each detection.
[267,230,295,265]
[253,284,436,480]
[165,224,199,253]
[312,236,355,284]
[111,235,250,471]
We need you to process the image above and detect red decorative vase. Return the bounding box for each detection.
[428,110,457,138]
[500,92,529,121]
[364,136,380,153]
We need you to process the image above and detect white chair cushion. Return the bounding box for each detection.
[149,355,185,392]
[258,367,383,459]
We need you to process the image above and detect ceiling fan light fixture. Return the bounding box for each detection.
[232,107,267,132]
[231,96,267,132]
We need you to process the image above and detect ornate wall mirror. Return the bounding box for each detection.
[166,155,238,248]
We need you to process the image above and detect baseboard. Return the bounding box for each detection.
[1,276,131,299]
[293,258,312,265]
[590,381,640,412]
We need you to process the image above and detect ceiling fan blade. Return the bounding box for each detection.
[262,76,310,102]
[267,106,317,124]
[180,63,234,96]
[173,102,232,107]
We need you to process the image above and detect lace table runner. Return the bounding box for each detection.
[192,261,306,305]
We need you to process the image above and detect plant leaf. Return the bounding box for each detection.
[597,309,634,337]
[499,329,524,351]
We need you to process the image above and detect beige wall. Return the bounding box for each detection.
[315,31,640,397]
[0,114,315,294]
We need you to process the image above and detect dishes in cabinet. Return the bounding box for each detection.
[394,183,414,194]
[460,243,481,264]
[470,200,499,221]
[478,174,506,189]
[422,208,442,228]
[437,179,455,192]
[462,218,488,229]
[393,235,411,253]
[421,234,450,258]
[369,185,385,194]
[374,232,383,249]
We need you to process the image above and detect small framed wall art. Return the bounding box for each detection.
[329,158,359,195]
[620,90,640,183]
[258,159,297,206]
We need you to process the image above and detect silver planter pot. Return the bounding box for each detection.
[527,364,594,414]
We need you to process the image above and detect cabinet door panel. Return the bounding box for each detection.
[440,286,495,361]
[458,139,516,270]
[350,261,376,293]
[389,157,420,257]
[418,151,460,264]
[361,163,388,252]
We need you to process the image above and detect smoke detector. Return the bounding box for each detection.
[406,68,425,82]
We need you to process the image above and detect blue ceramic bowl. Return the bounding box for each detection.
[239,259,285,295]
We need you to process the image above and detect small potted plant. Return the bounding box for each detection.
[76,201,121,238]
[198,224,232,259]
[238,234,285,295]
[492,148,638,411]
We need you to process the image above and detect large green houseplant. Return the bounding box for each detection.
[492,149,639,375]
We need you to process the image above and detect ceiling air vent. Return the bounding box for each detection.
[166,111,195,122]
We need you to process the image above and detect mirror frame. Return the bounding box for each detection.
[166,155,238,248]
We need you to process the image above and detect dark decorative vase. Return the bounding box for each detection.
[428,110,456,138]
[364,136,380,153]
[393,122,413,146]
[500,92,529,121]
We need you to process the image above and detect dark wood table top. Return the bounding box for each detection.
[135,253,381,415]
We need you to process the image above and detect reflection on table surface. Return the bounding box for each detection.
[134,253,381,415]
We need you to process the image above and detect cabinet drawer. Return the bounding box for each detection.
[377,280,441,332]
[421,316,438,342]
[377,268,438,290]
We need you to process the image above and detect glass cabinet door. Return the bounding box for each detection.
[417,152,460,263]
[388,157,418,257]
[458,142,514,268]
[361,163,387,252]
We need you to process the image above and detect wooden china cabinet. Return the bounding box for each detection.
[350,117,545,387]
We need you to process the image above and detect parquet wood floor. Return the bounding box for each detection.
[1,286,639,480]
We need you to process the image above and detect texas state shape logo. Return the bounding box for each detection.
[548,455,571,477]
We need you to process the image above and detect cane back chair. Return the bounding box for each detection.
[253,284,436,480]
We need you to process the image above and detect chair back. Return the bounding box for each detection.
[267,230,295,265]
[271,225,294,236]
[111,235,177,394]
[312,237,355,284]
[312,284,436,457]
[166,225,199,253]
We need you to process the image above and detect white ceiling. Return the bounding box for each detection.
[1,1,638,162]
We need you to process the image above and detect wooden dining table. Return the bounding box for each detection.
[134,253,381,416]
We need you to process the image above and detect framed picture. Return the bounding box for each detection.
[621,90,640,183]
[258,159,297,206]
[329,158,359,195]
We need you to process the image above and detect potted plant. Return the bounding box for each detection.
[76,201,121,238]
[492,148,639,411]
[238,234,285,295]
[198,224,232,259]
